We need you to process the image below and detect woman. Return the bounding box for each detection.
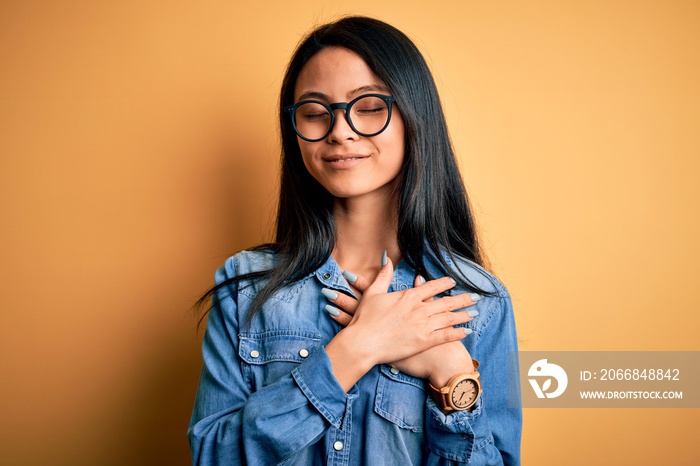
[188,16,521,466]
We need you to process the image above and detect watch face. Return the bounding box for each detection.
[452,379,478,408]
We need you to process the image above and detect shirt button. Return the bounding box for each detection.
[299,348,309,358]
[249,350,260,358]
[322,272,331,280]
[390,367,400,375]
[399,284,408,290]
[333,441,344,451]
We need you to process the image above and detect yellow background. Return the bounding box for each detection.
[1,1,698,465]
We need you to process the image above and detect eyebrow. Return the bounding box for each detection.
[296,84,390,102]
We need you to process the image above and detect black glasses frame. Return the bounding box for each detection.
[284,93,396,142]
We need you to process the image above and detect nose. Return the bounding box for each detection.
[327,108,359,143]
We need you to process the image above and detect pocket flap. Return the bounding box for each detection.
[239,330,321,364]
[375,365,426,432]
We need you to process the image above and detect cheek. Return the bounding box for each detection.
[384,112,406,156]
[297,142,322,178]
[380,124,406,167]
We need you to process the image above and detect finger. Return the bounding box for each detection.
[413,275,433,303]
[342,270,371,293]
[429,309,474,329]
[325,304,352,327]
[321,288,359,315]
[408,276,456,302]
[424,293,481,316]
[364,253,395,296]
[428,326,474,347]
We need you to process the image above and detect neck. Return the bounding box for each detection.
[332,187,400,282]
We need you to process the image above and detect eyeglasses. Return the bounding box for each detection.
[284,93,396,142]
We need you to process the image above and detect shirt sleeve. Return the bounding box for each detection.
[187,257,348,466]
[423,288,522,466]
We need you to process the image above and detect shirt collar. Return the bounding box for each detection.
[313,255,356,296]
[312,251,451,294]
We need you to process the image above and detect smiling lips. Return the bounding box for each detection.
[323,154,369,170]
[322,153,369,168]
[323,154,369,162]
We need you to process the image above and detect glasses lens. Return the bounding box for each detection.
[294,102,331,140]
[349,96,390,136]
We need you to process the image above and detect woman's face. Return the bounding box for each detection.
[293,47,405,200]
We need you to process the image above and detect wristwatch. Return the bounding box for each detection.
[427,359,481,412]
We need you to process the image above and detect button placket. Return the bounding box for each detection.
[328,395,353,465]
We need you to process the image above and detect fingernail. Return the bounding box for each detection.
[381,250,387,267]
[321,288,338,300]
[470,293,482,302]
[464,328,473,335]
[342,270,357,283]
[468,310,479,317]
[325,304,341,317]
[449,277,456,285]
[418,275,427,284]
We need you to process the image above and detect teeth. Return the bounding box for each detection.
[327,156,364,162]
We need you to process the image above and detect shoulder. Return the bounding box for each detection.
[440,254,514,338]
[216,249,280,284]
[429,251,509,299]
[210,249,283,309]
[215,248,314,308]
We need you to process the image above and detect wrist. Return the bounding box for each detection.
[340,325,378,369]
[325,327,376,391]
[427,359,481,413]
[428,358,475,388]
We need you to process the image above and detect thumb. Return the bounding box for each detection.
[364,250,394,296]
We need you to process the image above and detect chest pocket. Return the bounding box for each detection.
[239,330,321,389]
[374,365,426,433]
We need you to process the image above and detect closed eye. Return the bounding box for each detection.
[355,107,386,115]
[302,113,330,121]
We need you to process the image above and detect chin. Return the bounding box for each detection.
[325,187,364,199]
[311,171,400,200]
[319,182,364,198]
[326,182,396,200]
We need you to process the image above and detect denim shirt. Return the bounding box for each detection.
[188,250,522,465]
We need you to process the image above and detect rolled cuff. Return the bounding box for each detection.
[291,347,347,429]
[425,395,494,462]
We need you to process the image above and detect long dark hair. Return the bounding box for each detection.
[197,16,494,325]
